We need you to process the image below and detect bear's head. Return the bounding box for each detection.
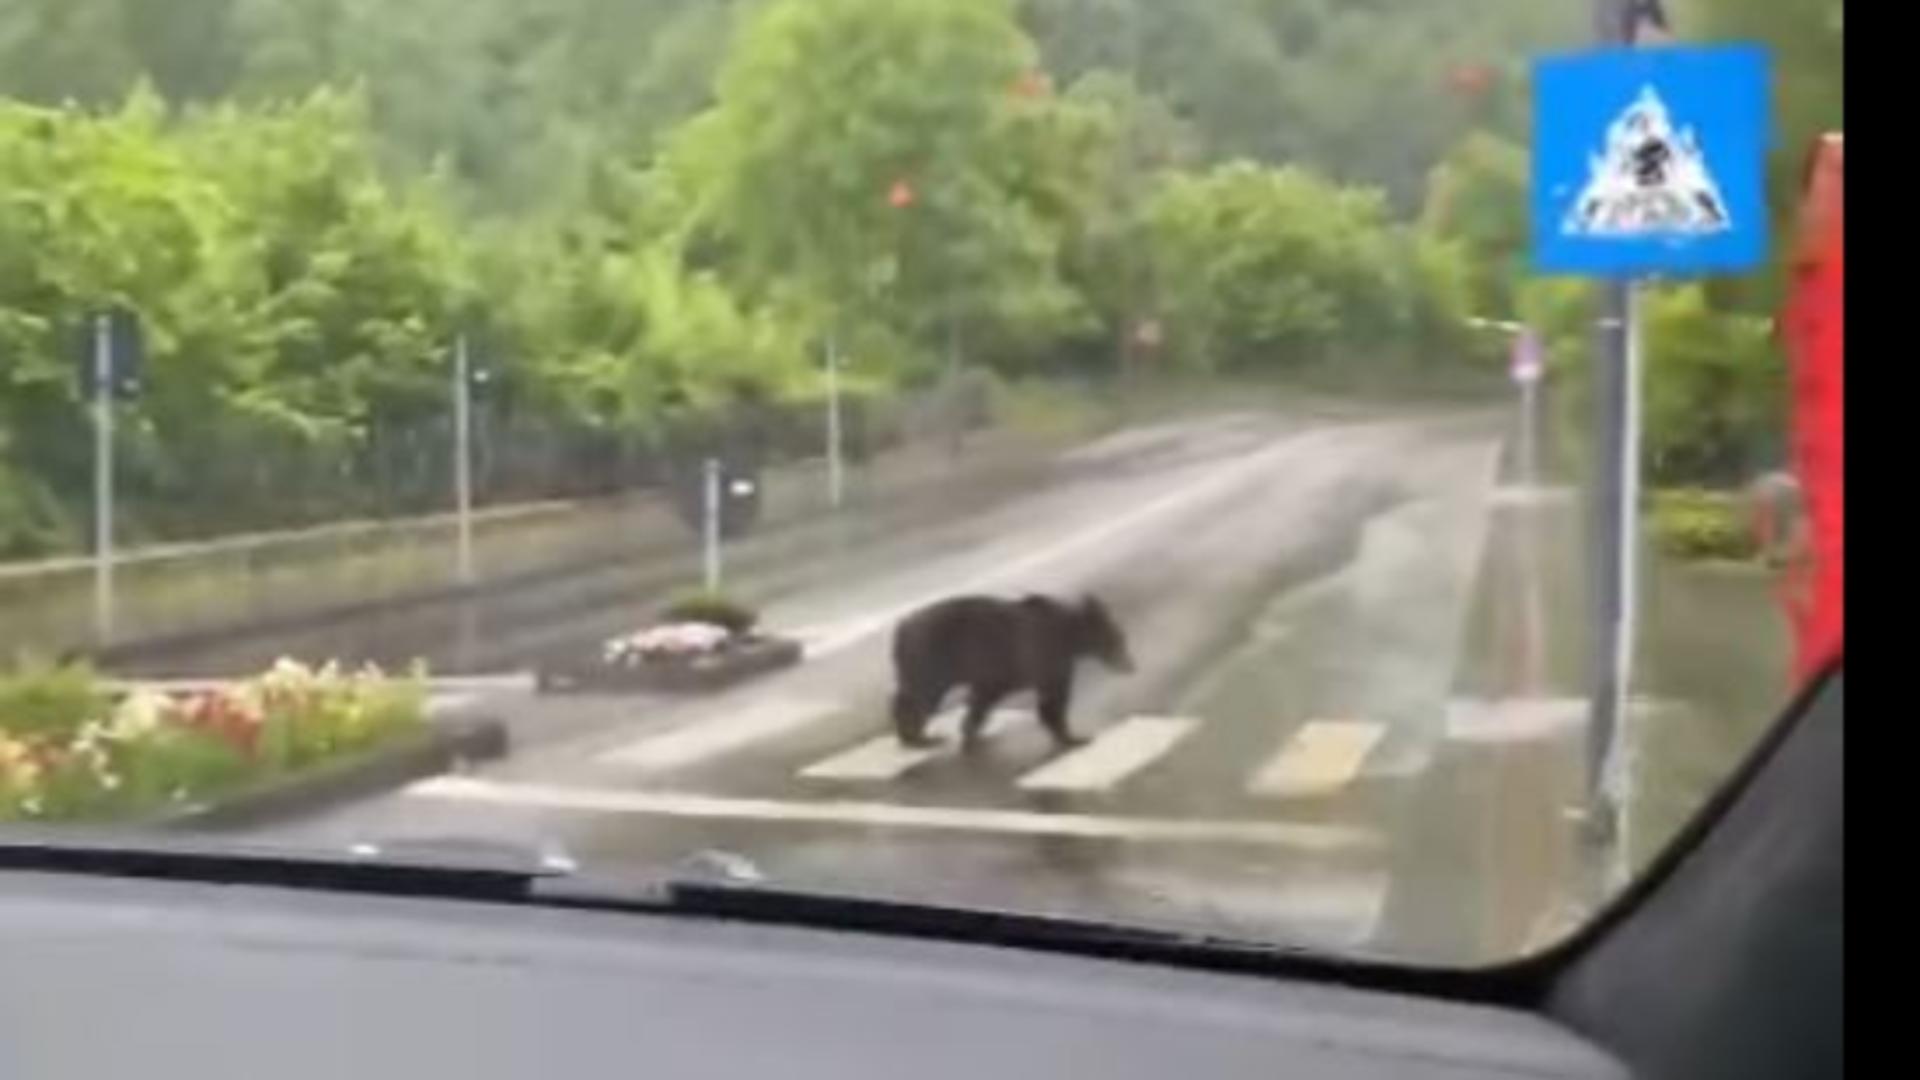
[1074,595,1134,673]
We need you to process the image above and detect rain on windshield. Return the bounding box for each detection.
[0,0,1839,964]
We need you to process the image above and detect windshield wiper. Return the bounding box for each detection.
[547,874,1539,1003]
[541,871,1351,974]
[0,828,567,902]
[0,833,1528,1001]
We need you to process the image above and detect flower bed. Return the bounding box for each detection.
[0,658,430,824]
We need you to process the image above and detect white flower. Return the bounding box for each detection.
[259,657,316,697]
[73,720,108,753]
[111,690,170,738]
[604,622,732,664]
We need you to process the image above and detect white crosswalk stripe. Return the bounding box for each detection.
[1247,719,1386,798]
[600,697,839,772]
[1016,716,1198,793]
[799,708,1031,782]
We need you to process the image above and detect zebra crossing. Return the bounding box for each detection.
[1246,720,1388,799]
[1015,715,1199,793]
[590,697,1410,802]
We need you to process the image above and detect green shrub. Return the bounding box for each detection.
[1650,489,1757,562]
[0,657,111,742]
[663,588,760,635]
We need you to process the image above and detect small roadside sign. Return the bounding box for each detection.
[1511,329,1545,386]
[1532,44,1770,277]
[76,308,145,399]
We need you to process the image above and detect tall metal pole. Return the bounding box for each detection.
[825,334,845,510]
[453,333,475,586]
[702,457,723,591]
[92,314,115,645]
[1517,346,1548,695]
[1586,0,1665,834]
[945,306,964,459]
[1120,0,1144,395]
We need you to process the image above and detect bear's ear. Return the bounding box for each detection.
[1080,594,1109,620]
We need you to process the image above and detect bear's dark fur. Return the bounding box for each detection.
[889,593,1134,749]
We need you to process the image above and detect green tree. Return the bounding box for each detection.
[1420,131,1528,321]
[1641,283,1780,485]
[1681,0,1843,311]
[0,89,258,539]
[663,0,1068,378]
[1145,161,1423,370]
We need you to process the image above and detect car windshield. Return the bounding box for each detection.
[0,0,1841,965]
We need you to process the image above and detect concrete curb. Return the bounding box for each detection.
[155,718,510,832]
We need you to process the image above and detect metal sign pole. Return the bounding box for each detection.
[1519,382,1538,490]
[825,334,845,510]
[1614,284,1646,789]
[1585,0,1666,834]
[453,334,475,586]
[1536,8,1765,848]
[92,314,115,645]
[702,457,723,591]
[1587,282,1629,826]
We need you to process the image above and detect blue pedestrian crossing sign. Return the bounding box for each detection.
[1532,44,1770,277]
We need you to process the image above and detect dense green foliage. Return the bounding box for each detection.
[1650,488,1759,563]
[1148,163,1470,371]
[663,588,760,637]
[0,0,1840,555]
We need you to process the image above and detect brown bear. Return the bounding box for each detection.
[889,593,1134,749]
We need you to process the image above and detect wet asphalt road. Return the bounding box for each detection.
[213,404,1601,965]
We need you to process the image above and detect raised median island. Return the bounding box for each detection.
[535,590,803,695]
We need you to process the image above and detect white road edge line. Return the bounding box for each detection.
[1016,716,1198,793]
[406,776,1383,852]
[802,433,1313,658]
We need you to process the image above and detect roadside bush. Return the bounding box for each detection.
[990,375,1111,441]
[0,657,111,743]
[662,588,760,636]
[1650,489,1758,562]
[0,456,71,559]
[1642,285,1782,487]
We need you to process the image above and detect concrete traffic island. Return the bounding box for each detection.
[536,634,803,695]
[535,592,803,695]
